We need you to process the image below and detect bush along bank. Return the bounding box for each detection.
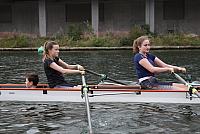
[0,25,200,48]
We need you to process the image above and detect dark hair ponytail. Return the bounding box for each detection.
[42,41,58,61]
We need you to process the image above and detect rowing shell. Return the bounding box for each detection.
[0,84,200,103]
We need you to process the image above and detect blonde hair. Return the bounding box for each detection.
[133,36,149,53]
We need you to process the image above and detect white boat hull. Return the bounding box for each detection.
[0,90,199,103]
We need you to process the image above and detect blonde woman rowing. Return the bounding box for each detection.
[133,36,186,89]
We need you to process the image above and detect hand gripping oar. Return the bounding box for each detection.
[85,69,127,85]
[172,72,200,99]
[81,74,93,133]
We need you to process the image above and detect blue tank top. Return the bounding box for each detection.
[133,53,156,79]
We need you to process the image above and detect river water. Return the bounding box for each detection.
[0,50,200,133]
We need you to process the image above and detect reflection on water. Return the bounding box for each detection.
[0,50,200,133]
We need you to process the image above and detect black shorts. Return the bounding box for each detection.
[54,83,75,88]
[140,77,173,89]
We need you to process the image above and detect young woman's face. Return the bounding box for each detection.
[49,45,59,57]
[138,39,150,53]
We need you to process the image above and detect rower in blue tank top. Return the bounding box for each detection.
[134,52,156,79]
[132,36,186,89]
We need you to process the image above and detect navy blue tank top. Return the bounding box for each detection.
[133,53,156,79]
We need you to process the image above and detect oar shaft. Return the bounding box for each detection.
[85,69,127,85]
[106,77,126,85]
[173,72,200,98]
[173,72,188,85]
[81,75,93,133]
[82,74,87,86]
[85,69,102,77]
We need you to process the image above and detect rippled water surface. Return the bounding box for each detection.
[1,50,200,133]
[1,102,200,134]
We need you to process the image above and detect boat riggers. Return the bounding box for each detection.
[172,72,200,100]
[188,85,199,100]
[81,85,88,98]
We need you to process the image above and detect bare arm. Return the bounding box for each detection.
[58,59,84,70]
[50,62,84,74]
[57,59,71,69]
[154,57,186,72]
[139,58,173,74]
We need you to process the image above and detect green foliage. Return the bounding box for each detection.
[32,37,50,47]
[152,34,200,46]
[129,25,148,41]
[77,36,119,47]
[118,25,151,46]
[91,37,107,47]
[67,24,83,41]
[82,20,94,35]
[119,37,132,46]
[141,24,154,35]
[67,21,94,41]
[0,35,30,48]
[0,26,200,48]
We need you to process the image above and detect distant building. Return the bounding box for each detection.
[0,0,199,37]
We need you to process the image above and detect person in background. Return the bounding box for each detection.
[133,36,186,89]
[25,73,39,88]
[43,41,85,88]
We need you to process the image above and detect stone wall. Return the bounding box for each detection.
[0,0,199,36]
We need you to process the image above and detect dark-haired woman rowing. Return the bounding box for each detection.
[43,41,85,88]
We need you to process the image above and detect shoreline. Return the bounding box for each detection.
[0,46,200,51]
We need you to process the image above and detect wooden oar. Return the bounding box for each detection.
[85,69,127,85]
[172,72,200,99]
